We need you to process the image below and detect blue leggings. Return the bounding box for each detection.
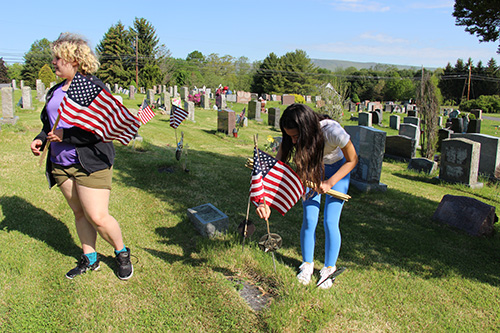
[301,158,350,267]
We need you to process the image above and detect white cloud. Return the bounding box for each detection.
[359,33,409,44]
[408,1,454,10]
[330,0,390,12]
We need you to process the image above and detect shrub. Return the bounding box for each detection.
[290,94,305,104]
[459,95,500,113]
[38,64,56,88]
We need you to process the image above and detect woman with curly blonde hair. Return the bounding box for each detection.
[257,104,357,289]
[30,32,133,280]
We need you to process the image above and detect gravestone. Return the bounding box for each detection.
[180,87,188,100]
[129,85,135,100]
[282,95,295,106]
[11,79,16,90]
[247,100,262,121]
[384,135,416,160]
[147,89,155,103]
[370,109,382,125]
[358,112,372,127]
[163,92,171,113]
[449,110,460,118]
[407,157,437,174]
[236,91,251,104]
[450,133,500,179]
[407,110,417,117]
[187,203,228,237]
[20,80,24,89]
[184,101,195,122]
[345,125,387,192]
[201,93,210,109]
[466,119,481,133]
[389,115,400,130]
[399,123,420,147]
[437,128,452,152]
[268,107,281,128]
[114,84,119,94]
[432,195,496,237]
[217,109,236,135]
[470,109,482,120]
[403,116,420,127]
[36,79,45,101]
[226,94,237,103]
[1,87,19,125]
[113,95,123,104]
[173,85,178,97]
[439,138,483,189]
[216,94,226,109]
[21,86,33,109]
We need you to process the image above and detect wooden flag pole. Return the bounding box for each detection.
[253,135,277,273]
[39,115,60,167]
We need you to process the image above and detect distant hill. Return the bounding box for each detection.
[311,58,433,71]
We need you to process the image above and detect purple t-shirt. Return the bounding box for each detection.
[47,86,79,166]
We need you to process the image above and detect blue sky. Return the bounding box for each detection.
[1,0,498,69]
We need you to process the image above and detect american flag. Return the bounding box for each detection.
[57,73,141,145]
[170,105,189,129]
[250,148,304,216]
[138,100,155,124]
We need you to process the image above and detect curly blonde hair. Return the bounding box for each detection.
[52,32,100,74]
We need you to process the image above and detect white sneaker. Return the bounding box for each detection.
[317,266,336,289]
[297,262,314,285]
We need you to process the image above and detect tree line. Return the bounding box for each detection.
[2,17,500,112]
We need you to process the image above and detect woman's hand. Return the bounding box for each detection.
[316,180,334,194]
[256,203,271,220]
[47,129,63,143]
[30,139,43,156]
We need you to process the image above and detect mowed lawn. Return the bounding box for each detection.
[1,90,500,332]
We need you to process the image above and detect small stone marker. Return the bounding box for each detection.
[187,203,228,237]
[432,195,497,237]
[407,157,437,174]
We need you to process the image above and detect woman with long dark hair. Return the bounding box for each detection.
[257,103,357,288]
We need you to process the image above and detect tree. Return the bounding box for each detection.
[252,52,285,94]
[453,0,500,53]
[130,17,162,88]
[417,70,440,159]
[280,50,317,95]
[96,22,133,87]
[21,38,52,87]
[7,63,23,82]
[0,58,8,83]
[38,64,56,87]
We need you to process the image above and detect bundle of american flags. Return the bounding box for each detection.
[57,72,141,145]
[170,105,189,129]
[250,148,304,216]
[138,100,155,124]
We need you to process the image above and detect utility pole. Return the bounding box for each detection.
[135,35,139,88]
[467,63,471,101]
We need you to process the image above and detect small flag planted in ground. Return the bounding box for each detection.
[57,72,140,145]
[170,105,189,129]
[250,148,304,216]
[138,101,155,124]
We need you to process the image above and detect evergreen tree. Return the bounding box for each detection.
[281,50,317,95]
[96,22,133,87]
[130,17,162,88]
[38,64,56,87]
[0,58,8,83]
[252,52,284,94]
[21,38,52,87]
[417,70,440,159]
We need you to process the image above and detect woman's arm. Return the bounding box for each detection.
[317,140,358,194]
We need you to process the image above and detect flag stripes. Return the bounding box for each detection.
[170,105,189,129]
[250,148,304,216]
[58,73,140,145]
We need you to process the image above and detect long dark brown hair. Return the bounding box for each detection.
[279,104,325,189]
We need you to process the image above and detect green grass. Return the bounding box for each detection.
[1,90,500,331]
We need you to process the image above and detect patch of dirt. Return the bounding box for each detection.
[229,277,272,312]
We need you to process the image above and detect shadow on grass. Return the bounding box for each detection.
[111,140,500,287]
[0,195,81,257]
